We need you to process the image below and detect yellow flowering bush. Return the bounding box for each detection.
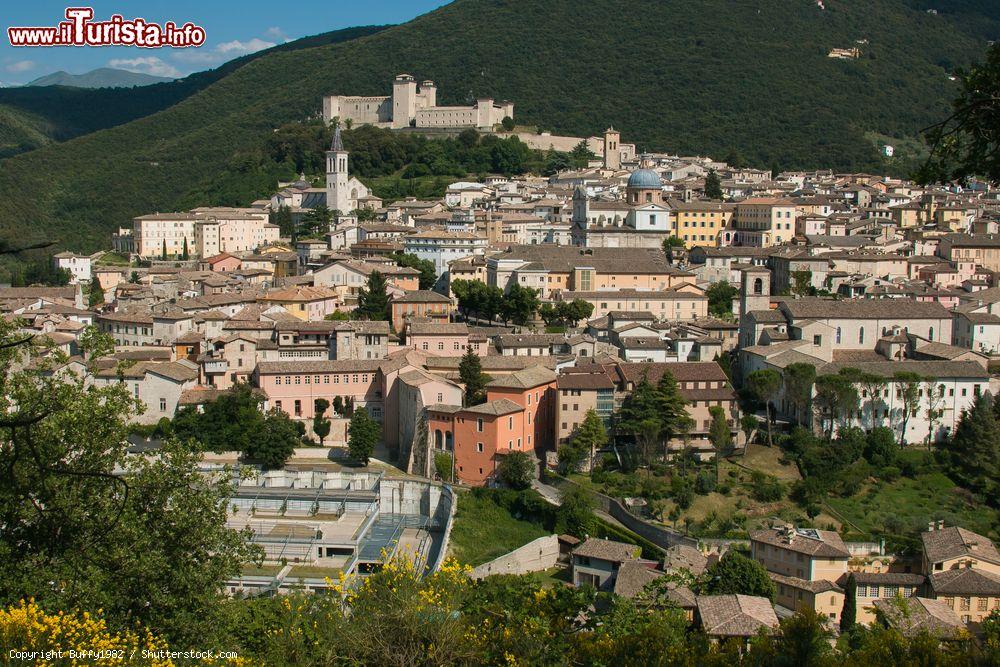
[0,600,172,666]
[0,600,248,666]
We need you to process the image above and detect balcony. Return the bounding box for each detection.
[204,359,229,374]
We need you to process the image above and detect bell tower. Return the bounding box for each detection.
[603,127,621,170]
[326,126,350,215]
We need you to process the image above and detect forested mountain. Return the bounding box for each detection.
[0,25,386,155]
[25,68,175,89]
[0,0,995,252]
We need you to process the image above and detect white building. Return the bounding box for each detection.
[403,230,488,276]
[53,251,103,283]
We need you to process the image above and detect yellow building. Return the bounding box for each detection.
[670,200,735,248]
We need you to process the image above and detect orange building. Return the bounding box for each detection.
[426,366,557,486]
[389,290,455,332]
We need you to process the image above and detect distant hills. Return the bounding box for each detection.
[25,68,175,89]
[0,0,996,253]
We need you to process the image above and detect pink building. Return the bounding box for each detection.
[405,320,489,356]
[254,359,383,421]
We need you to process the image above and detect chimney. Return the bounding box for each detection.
[937,520,945,530]
[928,521,935,532]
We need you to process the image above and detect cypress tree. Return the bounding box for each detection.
[841,572,857,633]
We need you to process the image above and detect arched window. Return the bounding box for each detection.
[859,327,865,345]
[753,277,763,295]
[836,327,842,344]
[434,429,443,449]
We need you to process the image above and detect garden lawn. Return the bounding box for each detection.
[447,489,548,566]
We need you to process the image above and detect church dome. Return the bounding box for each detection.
[627,169,662,189]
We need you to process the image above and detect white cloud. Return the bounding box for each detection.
[108,57,182,79]
[171,35,277,68]
[264,26,290,42]
[5,60,36,73]
[215,38,276,55]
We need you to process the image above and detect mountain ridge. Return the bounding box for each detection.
[0,0,995,253]
[25,68,174,89]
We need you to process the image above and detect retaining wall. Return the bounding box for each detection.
[469,535,560,579]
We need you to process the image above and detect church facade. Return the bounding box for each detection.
[322,73,513,131]
[325,127,373,216]
[571,165,674,248]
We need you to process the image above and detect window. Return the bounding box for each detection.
[960,597,971,611]
[857,585,869,597]
[159,398,166,411]
[859,327,865,345]
[978,598,988,611]
[476,442,484,453]
[477,418,483,432]
[813,335,822,346]
[836,327,842,344]
[508,416,513,429]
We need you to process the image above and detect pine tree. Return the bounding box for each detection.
[747,369,781,446]
[348,407,379,466]
[948,392,1000,498]
[573,408,608,471]
[841,573,857,633]
[355,270,389,321]
[161,239,167,261]
[181,237,189,261]
[459,348,490,406]
[704,169,723,199]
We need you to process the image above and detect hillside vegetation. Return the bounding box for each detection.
[0,0,995,252]
[0,25,386,147]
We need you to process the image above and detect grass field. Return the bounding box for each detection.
[447,490,548,566]
[825,467,997,541]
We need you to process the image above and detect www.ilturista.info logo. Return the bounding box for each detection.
[7,7,206,48]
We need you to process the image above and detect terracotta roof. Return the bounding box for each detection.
[842,572,925,586]
[487,366,557,389]
[407,321,469,335]
[256,360,381,374]
[391,290,452,304]
[573,537,641,562]
[929,567,1000,596]
[616,361,728,385]
[782,297,950,320]
[663,544,708,575]
[769,572,842,594]
[873,597,963,638]
[461,398,523,416]
[612,561,665,599]
[749,527,851,559]
[557,371,616,390]
[696,595,779,637]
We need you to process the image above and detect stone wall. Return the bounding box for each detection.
[549,476,698,551]
[469,535,560,579]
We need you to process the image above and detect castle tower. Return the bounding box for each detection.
[326,127,350,215]
[420,80,437,108]
[603,127,621,170]
[392,73,417,129]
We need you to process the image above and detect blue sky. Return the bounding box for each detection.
[1,1,449,85]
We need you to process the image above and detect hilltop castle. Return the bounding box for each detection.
[322,73,513,131]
